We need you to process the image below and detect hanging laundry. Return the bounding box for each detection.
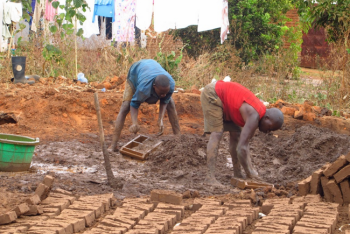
[31,0,45,32]
[93,0,115,23]
[154,0,176,32]
[112,0,136,42]
[135,0,152,30]
[7,2,22,23]
[76,0,100,38]
[174,0,199,29]
[198,0,221,32]
[45,0,57,21]
[221,0,229,44]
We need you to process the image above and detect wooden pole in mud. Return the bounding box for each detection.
[94,92,122,189]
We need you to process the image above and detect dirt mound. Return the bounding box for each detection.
[251,125,350,185]
[147,134,207,170]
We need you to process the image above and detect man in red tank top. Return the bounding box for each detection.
[201,81,284,186]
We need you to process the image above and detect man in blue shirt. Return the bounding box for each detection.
[109,59,181,152]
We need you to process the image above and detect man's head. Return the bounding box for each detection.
[153,75,170,98]
[259,108,284,133]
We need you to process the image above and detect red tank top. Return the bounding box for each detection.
[215,81,266,127]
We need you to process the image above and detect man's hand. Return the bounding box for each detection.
[129,124,140,134]
[156,118,164,136]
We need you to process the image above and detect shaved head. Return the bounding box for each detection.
[259,108,284,133]
[154,75,170,88]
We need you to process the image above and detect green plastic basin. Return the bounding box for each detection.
[0,133,40,172]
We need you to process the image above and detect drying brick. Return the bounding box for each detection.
[24,205,44,216]
[323,155,348,177]
[13,203,30,216]
[0,211,17,225]
[43,175,55,188]
[298,176,312,196]
[35,183,50,200]
[334,164,350,183]
[26,194,41,205]
[310,168,323,194]
[320,176,333,202]
[326,179,343,204]
[150,189,183,205]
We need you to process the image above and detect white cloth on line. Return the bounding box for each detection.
[175,0,199,29]
[198,0,221,32]
[221,0,229,44]
[7,2,22,23]
[79,0,100,38]
[154,0,176,32]
[135,0,152,30]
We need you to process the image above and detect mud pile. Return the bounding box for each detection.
[251,125,350,185]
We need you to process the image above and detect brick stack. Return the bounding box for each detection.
[0,175,54,226]
[298,152,350,204]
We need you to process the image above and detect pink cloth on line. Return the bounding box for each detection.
[45,0,57,21]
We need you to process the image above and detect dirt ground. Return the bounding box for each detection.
[0,82,350,217]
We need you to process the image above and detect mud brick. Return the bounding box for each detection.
[39,220,73,234]
[303,194,322,203]
[104,215,136,227]
[254,223,289,232]
[146,212,176,227]
[49,193,76,204]
[43,175,55,188]
[0,211,17,225]
[298,176,312,196]
[340,180,350,203]
[293,225,328,233]
[53,188,73,196]
[207,224,240,234]
[26,194,41,205]
[28,225,67,234]
[173,223,208,233]
[35,183,50,200]
[324,155,348,177]
[128,229,158,234]
[310,168,323,194]
[137,219,166,232]
[24,205,44,216]
[42,197,70,212]
[218,217,246,230]
[334,164,350,183]
[53,216,85,233]
[114,207,146,219]
[12,203,30,217]
[87,226,124,234]
[326,179,343,204]
[320,176,333,202]
[296,221,332,233]
[150,190,183,205]
[154,209,182,222]
[301,217,336,232]
[260,216,295,229]
[61,209,95,227]
[155,203,184,216]
[43,207,60,216]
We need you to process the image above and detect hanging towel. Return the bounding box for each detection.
[221,0,229,44]
[93,0,115,23]
[45,0,57,22]
[79,0,100,38]
[135,0,152,30]
[198,0,221,32]
[174,0,199,29]
[112,0,136,42]
[154,0,175,32]
[7,2,22,23]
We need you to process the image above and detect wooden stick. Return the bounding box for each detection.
[74,17,78,78]
[7,24,15,58]
[94,92,121,188]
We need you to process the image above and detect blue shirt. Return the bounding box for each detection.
[128,59,175,109]
[92,0,115,23]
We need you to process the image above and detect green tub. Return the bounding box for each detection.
[0,133,40,172]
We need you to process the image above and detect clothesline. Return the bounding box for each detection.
[1,0,229,50]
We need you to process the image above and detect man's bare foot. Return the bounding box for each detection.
[246,168,260,179]
[233,165,243,178]
[204,175,224,187]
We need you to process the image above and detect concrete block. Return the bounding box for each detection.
[323,155,348,178]
[0,211,17,225]
[150,190,183,205]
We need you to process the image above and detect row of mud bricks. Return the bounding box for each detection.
[298,151,350,204]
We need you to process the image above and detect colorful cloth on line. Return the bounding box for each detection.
[45,0,57,21]
[112,0,136,42]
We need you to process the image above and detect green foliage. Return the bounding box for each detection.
[297,0,350,42]
[154,38,185,81]
[42,44,64,76]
